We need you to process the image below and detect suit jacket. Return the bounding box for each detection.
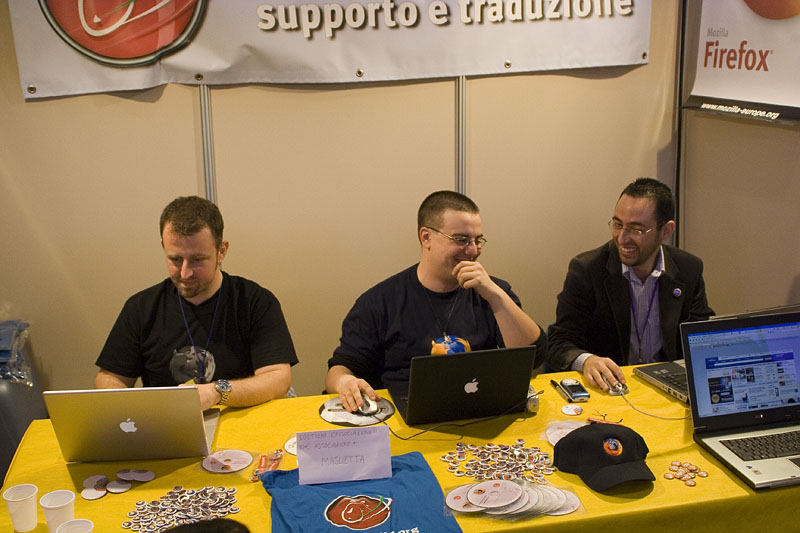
[546,241,714,371]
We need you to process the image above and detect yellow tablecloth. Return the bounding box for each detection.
[2,367,798,532]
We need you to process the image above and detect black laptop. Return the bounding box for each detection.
[681,311,800,489]
[388,346,535,426]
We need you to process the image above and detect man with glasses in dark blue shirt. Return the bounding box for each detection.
[546,178,713,392]
[326,190,545,413]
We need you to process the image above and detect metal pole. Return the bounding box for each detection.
[456,75,466,194]
[199,84,217,203]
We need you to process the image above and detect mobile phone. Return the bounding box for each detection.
[552,378,590,403]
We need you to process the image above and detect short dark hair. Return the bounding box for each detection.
[417,190,479,232]
[619,177,675,227]
[160,196,224,247]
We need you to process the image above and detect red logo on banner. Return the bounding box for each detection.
[744,0,800,19]
[38,0,206,67]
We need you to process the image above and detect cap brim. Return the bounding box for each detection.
[580,460,655,491]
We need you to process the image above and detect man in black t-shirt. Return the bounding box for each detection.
[326,191,545,412]
[95,196,298,410]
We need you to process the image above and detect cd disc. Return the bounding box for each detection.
[466,480,523,508]
[445,484,485,513]
[202,449,253,473]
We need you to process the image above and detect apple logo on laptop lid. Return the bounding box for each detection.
[464,379,479,394]
[119,418,138,433]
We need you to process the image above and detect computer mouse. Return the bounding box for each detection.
[357,393,379,415]
[601,374,629,396]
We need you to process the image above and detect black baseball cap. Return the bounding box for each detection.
[553,423,655,491]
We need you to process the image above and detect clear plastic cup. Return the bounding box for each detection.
[3,483,38,532]
[39,489,75,533]
[56,518,94,533]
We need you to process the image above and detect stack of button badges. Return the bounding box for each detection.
[121,485,239,531]
[440,440,555,484]
[446,480,580,518]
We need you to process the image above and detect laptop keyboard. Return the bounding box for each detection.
[721,430,800,461]
[661,371,687,391]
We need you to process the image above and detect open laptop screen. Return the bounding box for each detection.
[682,313,800,429]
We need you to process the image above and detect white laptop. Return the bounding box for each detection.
[43,386,219,462]
[681,312,800,489]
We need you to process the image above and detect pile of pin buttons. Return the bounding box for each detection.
[82,469,156,500]
[121,486,239,531]
[440,439,555,484]
[446,479,580,518]
[663,460,709,487]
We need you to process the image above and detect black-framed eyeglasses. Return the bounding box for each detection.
[427,227,487,248]
[608,219,656,237]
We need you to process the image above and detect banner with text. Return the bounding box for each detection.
[688,0,800,121]
[8,0,651,99]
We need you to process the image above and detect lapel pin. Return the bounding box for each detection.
[673,288,682,298]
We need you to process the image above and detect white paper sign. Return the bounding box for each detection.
[297,426,391,485]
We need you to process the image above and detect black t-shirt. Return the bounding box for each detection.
[328,264,523,391]
[96,273,298,386]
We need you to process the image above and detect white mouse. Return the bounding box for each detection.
[358,393,379,415]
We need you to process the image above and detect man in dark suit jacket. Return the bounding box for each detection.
[546,178,714,391]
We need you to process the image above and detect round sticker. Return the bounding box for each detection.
[202,449,253,473]
[466,480,523,508]
[561,404,583,416]
[445,484,485,513]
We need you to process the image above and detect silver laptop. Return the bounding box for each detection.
[681,312,800,489]
[633,360,689,403]
[388,346,536,425]
[43,386,219,462]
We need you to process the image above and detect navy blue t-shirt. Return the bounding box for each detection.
[328,264,523,391]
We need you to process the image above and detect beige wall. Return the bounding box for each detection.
[2,1,685,396]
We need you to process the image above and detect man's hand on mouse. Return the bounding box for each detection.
[582,355,626,391]
[337,375,378,413]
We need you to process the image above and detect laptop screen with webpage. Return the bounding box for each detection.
[682,312,800,432]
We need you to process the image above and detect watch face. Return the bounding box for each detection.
[216,380,231,392]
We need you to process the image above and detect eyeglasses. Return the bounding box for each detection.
[608,219,656,237]
[427,227,487,248]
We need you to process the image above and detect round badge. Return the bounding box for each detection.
[561,404,583,416]
[83,475,109,490]
[466,480,523,508]
[80,487,107,501]
[445,484,485,513]
[116,469,135,481]
[130,470,156,482]
[106,480,132,494]
[202,449,253,473]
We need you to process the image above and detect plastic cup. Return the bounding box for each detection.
[3,484,38,532]
[56,518,94,533]
[39,489,75,533]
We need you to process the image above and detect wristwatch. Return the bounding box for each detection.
[214,379,232,405]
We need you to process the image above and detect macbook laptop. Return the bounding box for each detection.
[633,359,689,403]
[681,312,800,489]
[388,346,536,426]
[43,386,219,462]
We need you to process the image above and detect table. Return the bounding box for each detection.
[2,367,798,532]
